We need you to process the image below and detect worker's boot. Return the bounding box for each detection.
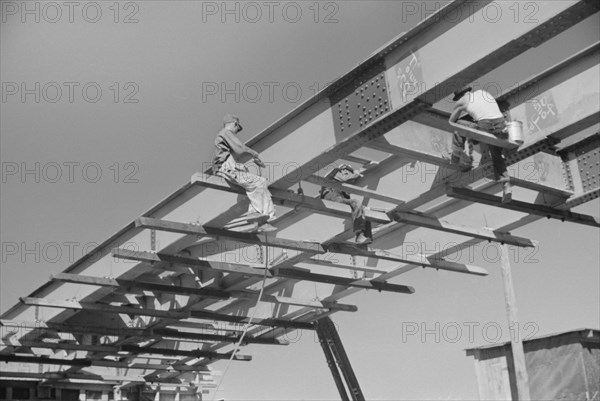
[444,151,472,172]
[501,180,512,203]
[355,233,372,245]
[458,152,473,172]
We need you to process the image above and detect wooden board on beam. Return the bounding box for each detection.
[447,121,520,150]
[324,243,489,276]
[0,319,286,346]
[20,297,314,330]
[191,174,393,224]
[51,272,231,299]
[447,186,600,227]
[0,355,211,371]
[0,340,251,361]
[389,211,537,247]
[136,216,326,254]
[231,291,358,312]
[273,267,415,294]
[111,249,272,278]
[305,175,405,205]
[51,273,357,313]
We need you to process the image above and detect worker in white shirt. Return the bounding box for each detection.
[449,87,512,202]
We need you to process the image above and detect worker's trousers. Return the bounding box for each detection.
[322,189,372,238]
[216,156,275,218]
[452,117,509,182]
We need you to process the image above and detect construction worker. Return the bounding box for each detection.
[320,163,373,244]
[212,114,276,224]
[448,87,512,202]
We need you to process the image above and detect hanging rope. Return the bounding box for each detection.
[210,233,271,400]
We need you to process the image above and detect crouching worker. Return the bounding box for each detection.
[212,114,276,223]
[320,163,373,245]
[448,87,513,202]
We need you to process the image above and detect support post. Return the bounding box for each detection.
[317,328,349,401]
[315,317,365,401]
[500,244,531,401]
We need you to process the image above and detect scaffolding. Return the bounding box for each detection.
[1,1,599,400]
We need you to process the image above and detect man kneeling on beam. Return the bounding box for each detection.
[320,163,373,245]
[448,87,513,203]
[212,114,276,229]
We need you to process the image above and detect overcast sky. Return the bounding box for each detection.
[1,1,599,400]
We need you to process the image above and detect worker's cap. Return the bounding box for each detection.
[223,114,243,131]
[452,87,472,101]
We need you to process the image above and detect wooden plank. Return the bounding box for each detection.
[303,258,389,275]
[508,176,573,199]
[372,177,586,296]
[119,344,251,361]
[324,243,489,276]
[0,371,148,383]
[389,211,537,248]
[273,268,414,294]
[150,327,284,345]
[111,249,272,278]
[187,309,314,330]
[366,137,458,169]
[447,186,600,228]
[21,297,190,320]
[230,291,358,312]
[305,175,405,205]
[367,133,572,201]
[0,319,287,345]
[499,244,531,400]
[0,354,92,367]
[20,297,313,331]
[341,154,370,165]
[51,273,231,299]
[136,216,325,254]
[447,121,519,149]
[1,340,115,354]
[0,341,251,361]
[138,217,487,275]
[190,174,392,224]
[0,355,207,371]
[51,273,357,313]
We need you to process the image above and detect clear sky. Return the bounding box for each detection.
[1,1,599,400]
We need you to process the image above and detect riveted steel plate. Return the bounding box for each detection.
[574,135,600,192]
[330,63,390,139]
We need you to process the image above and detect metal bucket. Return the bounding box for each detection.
[506,120,524,144]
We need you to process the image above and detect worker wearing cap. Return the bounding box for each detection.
[320,163,373,245]
[212,114,276,221]
[449,87,512,202]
